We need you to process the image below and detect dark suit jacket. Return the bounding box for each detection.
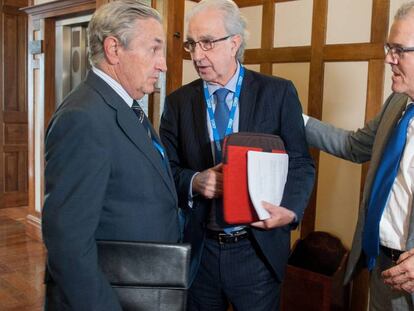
[42,70,180,310]
[159,69,315,283]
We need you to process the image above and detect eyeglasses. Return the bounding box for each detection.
[183,35,232,53]
[384,43,414,59]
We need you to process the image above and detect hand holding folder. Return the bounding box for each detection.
[222,132,289,225]
[250,201,297,230]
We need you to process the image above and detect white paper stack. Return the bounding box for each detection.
[247,151,289,220]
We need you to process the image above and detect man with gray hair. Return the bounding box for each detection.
[304,1,414,310]
[160,0,314,310]
[42,1,180,310]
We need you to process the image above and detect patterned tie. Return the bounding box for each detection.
[214,88,230,163]
[131,100,151,138]
[362,103,414,270]
[131,100,168,171]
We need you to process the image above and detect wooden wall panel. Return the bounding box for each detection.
[182,0,390,309]
[0,2,3,210]
[1,0,28,209]
[4,14,18,111]
[5,152,19,192]
[4,124,28,144]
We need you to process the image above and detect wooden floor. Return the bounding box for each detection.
[0,207,46,310]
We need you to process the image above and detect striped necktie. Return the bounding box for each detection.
[131,100,168,171]
[131,100,151,138]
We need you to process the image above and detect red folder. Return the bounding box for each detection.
[222,132,286,224]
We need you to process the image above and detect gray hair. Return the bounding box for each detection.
[395,1,414,20]
[88,0,161,67]
[186,0,248,62]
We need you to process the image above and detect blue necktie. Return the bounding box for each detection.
[362,103,414,270]
[212,88,242,232]
[214,88,230,164]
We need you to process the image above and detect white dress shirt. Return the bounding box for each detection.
[380,100,414,251]
[92,67,134,107]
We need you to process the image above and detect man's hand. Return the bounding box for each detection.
[250,201,295,230]
[192,163,223,199]
[382,248,414,293]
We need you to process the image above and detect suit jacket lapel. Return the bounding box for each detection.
[85,71,177,200]
[192,81,214,168]
[239,69,259,132]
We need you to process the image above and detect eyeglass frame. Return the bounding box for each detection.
[384,43,414,59]
[183,35,233,53]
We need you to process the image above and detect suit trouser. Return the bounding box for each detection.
[370,248,414,311]
[187,234,280,311]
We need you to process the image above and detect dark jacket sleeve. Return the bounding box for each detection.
[278,81,315,223]
[42,108,122,311]
[160,97,197,209]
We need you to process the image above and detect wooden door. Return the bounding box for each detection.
[1,0,28,208]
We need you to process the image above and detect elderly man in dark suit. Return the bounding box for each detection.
[304,2,414,310]
[159,0,315,310]
[42,1,180,310]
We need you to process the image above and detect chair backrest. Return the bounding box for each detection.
[288,231,347,276]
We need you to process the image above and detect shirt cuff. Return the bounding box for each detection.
[302,113,309,126]
[188,172,200,209]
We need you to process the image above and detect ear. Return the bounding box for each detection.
[230,34,242,58]
[103,36,121,65]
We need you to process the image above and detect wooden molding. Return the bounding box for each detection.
[323,43,384,61]
[26,213,42,241]
[371,0,390,43]
[301,0,328,238]
[244,46,311,63]
[164,0,184,95]
[21,0,95,19]
[260,0,275,74]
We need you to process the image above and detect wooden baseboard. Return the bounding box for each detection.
[26,214,42,241]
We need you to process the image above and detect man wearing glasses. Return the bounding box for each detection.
[160,0,315,310]
[304,2,414,310]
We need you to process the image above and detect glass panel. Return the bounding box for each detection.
[240,6,262,49]
[184,0,198,39]
[182,59,199,86]
[272,63,310,113]
[326,0,372,44]
[274,0,313,47]
[244,64,260,72]
[316,154,361,249]
[315,62,368,248]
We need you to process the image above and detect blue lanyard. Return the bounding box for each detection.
[152,140,165,159]
[203,65,245,157]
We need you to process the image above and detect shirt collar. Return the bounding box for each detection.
[92,66,134,107]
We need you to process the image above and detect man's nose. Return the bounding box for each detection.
[191,43,205,61]
[385,52,398,65]
[157,55,167,72]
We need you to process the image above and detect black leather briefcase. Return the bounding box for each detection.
[97,240,191,311]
